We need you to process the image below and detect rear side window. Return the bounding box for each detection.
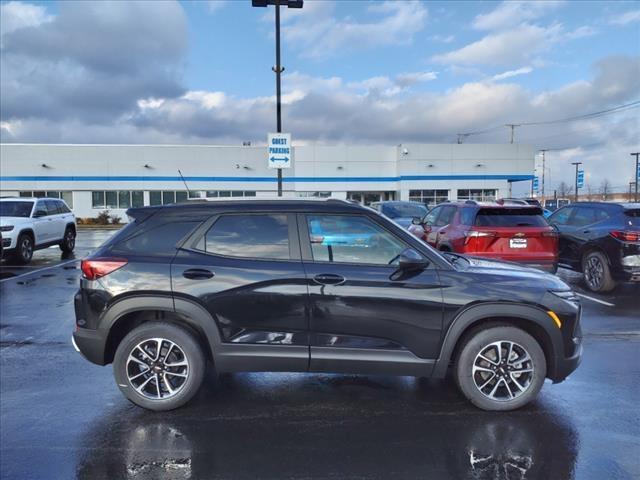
[203,214,290,259]
[460,208,476,225]
[475,208,547,227]
[567,207,610,227]
[111,221,200,255]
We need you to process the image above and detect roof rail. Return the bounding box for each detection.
[464,200,478,205]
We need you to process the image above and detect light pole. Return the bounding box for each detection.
[571,162,582,203]
[540,149,547,201]
[631,152,639,202]
[252,0,303,196]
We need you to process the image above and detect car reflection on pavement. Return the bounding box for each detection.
[76,376,577,480]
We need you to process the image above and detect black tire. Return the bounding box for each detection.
[13,233,34,265]
[59,226,76,253]
[581,250,616,293]
[113,322,206,411]
[455,326,546,411]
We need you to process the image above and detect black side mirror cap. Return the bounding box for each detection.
[411,217,423,225]
[398,248,429,271]
[33,210,47,218]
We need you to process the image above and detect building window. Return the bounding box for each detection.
[205,191,256,198]
[457,189,497,202]
[409,189,449,207]
[20,191,73,208]
[149,191,190,206]
[92,191,144,209]
[188,191,202,199]
[296,192,332,198]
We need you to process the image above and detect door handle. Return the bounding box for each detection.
[313,273,345,285]
[182,268,214,280]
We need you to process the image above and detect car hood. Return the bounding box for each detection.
[459,255,569,290]
[392,217,414,228]
[0,216,30,227]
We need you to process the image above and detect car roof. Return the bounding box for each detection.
[372,201,424,205]
[565,201,639,209]
[127,198,370,217]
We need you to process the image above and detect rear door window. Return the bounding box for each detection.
[475,208,547,227]
[203,214,290,260]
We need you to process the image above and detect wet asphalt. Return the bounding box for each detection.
[0,229,639,480]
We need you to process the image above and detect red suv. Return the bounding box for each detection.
[410,201,558,272]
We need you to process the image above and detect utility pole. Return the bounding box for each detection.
[540,149,547,202]
[631,152,639,202]
[252,0,303,196]
[571,162,582,203]
[505,124,521,144]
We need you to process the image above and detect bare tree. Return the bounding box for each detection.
[557,181,573,198]
[585,183,594,201]
[600,179,612,200]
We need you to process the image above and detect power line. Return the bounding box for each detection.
[456,100,640,142]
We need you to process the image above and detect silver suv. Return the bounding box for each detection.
[0,197,76,264]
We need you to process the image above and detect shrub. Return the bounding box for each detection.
[96,210,111,225]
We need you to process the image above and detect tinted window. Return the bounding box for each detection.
[434,206,456,226]
[307,215,406,265]
[0,201,33,218]
[45,200,60,215]
[34,201,48,216]
[623,208,640,227]
[568,207,610,227]
[57,201,71,213]
[549,207,574,226]
[460,208,476,225]
[112,221,200,255]
[423,207,441,225]
[204,214,290,259]
[475,208,547,227]
[381,203,428,219]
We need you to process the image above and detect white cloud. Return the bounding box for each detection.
[280,1,427,59]
[0,1,52,36]
[492,66,534,81]
[395,71,438,87]
[472,1,563,31]
[564,25,597,40]
[429,34,455,43]
[206,1,226,14]
[432,24,562,66]
[609,9,640,26]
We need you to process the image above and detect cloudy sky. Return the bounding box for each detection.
[0,0,638,193]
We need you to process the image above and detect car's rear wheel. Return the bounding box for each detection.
[113,322,206,411]
[14,233,34,265]
[59,227,76,253]
[455,326,546,411]
[582,251,616,293]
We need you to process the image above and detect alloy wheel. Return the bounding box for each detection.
[472,341,534,402]
[21,237,33,261]
[126,338,190,400]
[584,256,603,290]
[65,229,76,250]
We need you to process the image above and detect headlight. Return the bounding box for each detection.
[0,226,14,232]
[621,255,640,267]
[549,289,580,303]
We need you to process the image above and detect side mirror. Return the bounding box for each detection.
[398,248,429,271]
[411,217,422,225]
[33,210,47,218]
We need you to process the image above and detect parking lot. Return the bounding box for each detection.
[1,228,639,480]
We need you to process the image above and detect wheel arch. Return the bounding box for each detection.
[101,295,221,365]
[432,303,560,380]
[578,243,610,271]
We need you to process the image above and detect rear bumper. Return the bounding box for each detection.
[72,327,108,365]
[465,253,558,272]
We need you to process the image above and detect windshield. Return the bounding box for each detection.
[475,207,547,227]
[0,201,34,218]
[382,203,428,219]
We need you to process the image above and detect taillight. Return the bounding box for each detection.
[81,258,128,280]
[610,230,640,242]
[541,230,558,238]
[464,230,496,245]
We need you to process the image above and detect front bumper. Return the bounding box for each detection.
[72,327,108,365]
[552,342,583,383]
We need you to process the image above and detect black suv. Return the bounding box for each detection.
[548,202,640,292]
[73,199,582,411]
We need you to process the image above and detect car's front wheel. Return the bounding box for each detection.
[582,250,616,293]
[113,322,206,411]
[14,233,34,265]
[455,326,546,411]
[59,227,76,253]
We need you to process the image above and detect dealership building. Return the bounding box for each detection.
[0,143,534,218]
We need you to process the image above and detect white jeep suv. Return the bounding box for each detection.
[0,197,76,264]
